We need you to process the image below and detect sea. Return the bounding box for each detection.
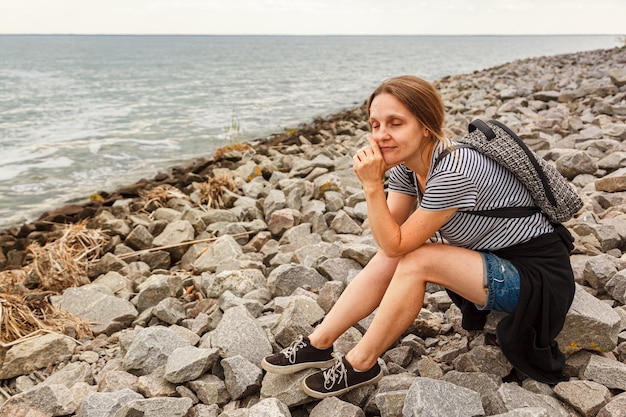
[0,35,622,229]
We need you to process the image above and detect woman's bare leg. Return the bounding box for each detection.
[345,243,486,370]
[308,251,400,349]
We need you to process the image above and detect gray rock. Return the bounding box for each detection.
[137,366,178,398]
[402,377,485,417]
[97,370,139,392]
[164,346,218,384]
[340,242,377,267]
[416,356,444,380]
[153,296,186,325]
[133,273,184,312]
[77,389,144,417]
[310,396,364,417]
[204,268,267,298]
[582,253,619,291]
[112,397,194,417]
[92,270,134,299]
[317,280,345,313]
[556,150,598,179]
[152,219,195,261]
[442,370,502,402]
[0,383,75,417]
[0,332,77,380]
[125,224,154,250]
[279,223,314,246]
[247,398,291,417]
[218,290,264,317]
[271,303,315,348]
[264,189,287,220]
[260,370,316,408]
[188,374,231,406]
[211,305,273,365]
[581,354,626,391]
[40,361,94,388]
[267,263,328,297]
[452,345,513,378]
[606,269,626,304]
[87,252,128,279]
[330,210,362,235]
[317,257,362,285]
[56,285,138,335]
[493,383,570,416]
[557,283,621,354]
[294,241,340,268]
[222,355,263,400]
[595,169,626,193]
[554,379,610,417]
[187,404,221,417]
[193,235,244,273]
[267,208,297,236]
[597,391,626,417]
[122,326,190,375]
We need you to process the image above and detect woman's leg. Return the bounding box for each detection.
[308,250,401,349]
[345,243,486,370]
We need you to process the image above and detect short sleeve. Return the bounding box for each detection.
[387,164,418,197]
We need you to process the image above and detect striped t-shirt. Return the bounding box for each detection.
[387,140,553,251]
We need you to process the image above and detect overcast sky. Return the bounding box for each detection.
[1,0,624,35]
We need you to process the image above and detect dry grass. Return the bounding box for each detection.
[26,221,109,293]
[0,293,92,345]
[197,174,239,209]
[139,184,190,210]
[0,221,107,344]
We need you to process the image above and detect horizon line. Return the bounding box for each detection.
[0,33,622,37]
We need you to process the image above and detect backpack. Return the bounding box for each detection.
[433,119,583,224]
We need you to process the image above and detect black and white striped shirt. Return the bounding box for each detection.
[388,140,553,251]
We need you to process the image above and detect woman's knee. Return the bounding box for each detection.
[396,244,440,276]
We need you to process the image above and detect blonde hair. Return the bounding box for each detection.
[367,76,447,147]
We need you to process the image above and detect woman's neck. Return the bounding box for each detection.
[406,140,436,179]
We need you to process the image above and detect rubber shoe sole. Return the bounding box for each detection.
[301,367,383,398]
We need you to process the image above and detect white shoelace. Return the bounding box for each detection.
[323,353,348,390]
[282,335,306,364]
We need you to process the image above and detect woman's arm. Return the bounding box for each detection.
[354,136,457,258]
[364,184,456,257]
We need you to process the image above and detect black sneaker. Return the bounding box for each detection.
[301,354,383,398]
[261,335,335,375]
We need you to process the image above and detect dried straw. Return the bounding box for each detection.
[139,184,190,210]
[0,293,92,345]
[198,173,238,209]
[25,221,109,293]
[0,221,106,344]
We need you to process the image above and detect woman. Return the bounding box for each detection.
[261,75,575,398]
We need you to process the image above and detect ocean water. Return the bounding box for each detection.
[0,35,621,229]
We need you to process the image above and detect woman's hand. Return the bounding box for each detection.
[353,135,392,188]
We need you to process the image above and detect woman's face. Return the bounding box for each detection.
[368,93,430,168]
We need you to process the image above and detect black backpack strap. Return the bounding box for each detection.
[466,207,541,218]
[469,119,497,140]
[434,142,541,219]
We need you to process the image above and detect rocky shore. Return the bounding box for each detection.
[1,45,626,417]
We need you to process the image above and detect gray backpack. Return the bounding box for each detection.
[435,119,583,224]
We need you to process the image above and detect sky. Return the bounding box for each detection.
[0,0,624,36]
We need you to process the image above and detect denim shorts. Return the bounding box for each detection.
[476,252,521,313]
